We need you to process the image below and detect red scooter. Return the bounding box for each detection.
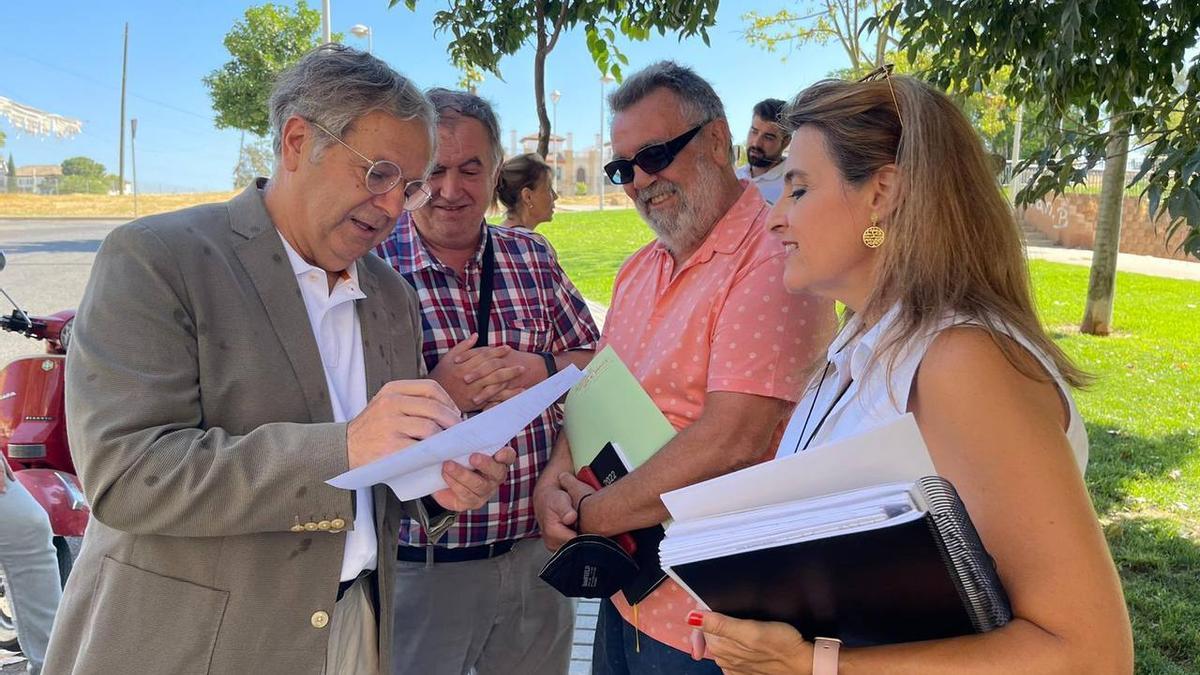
[0,251,89,650]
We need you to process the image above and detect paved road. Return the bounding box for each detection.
[0,219,121,367]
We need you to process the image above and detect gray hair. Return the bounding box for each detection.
[608,61,726,126]
[425,88,504,171]
[269,43,436,170]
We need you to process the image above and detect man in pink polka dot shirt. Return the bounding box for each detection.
[533,62,835,674]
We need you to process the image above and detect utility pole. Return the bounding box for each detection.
[118,23,129,195]
[130,118,139,218]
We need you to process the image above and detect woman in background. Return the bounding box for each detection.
[497,152,558,233]
[687,72,1133,674]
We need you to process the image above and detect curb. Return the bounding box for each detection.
[0,216,131,222]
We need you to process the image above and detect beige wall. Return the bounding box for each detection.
[1019,193,1192,262]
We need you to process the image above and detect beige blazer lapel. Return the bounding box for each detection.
[228,183,334,424]
[355,258,393,399]
[355,258,401,527]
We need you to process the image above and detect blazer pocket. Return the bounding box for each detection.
[76,557,229,675]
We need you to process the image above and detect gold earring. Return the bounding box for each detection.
[862,213,885,248]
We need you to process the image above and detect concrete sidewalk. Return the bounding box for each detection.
[1026,245,1200,281]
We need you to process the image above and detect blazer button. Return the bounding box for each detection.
[317,520,332,531]
[330,518,346,530]
[311,611,330,629]
[304,522,319,531]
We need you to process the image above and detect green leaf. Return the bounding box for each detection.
[1183,186,1200,228]
[1147,183,1164,220]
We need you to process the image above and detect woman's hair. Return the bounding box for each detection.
[780,75,1087,387]
[495,153,552,216]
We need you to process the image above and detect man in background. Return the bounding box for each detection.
[377,88,599,675]
[735,98,791,204]
[534,62,834,674]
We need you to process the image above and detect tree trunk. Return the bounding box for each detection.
[534,48,551,158]
[533,8,551,160]
[1080,119,1130,336]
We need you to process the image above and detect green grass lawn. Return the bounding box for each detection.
[544,208,1200,674]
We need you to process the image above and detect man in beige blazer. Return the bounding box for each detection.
[43,45,515,675]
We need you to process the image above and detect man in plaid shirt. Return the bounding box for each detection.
[376,89,599,675]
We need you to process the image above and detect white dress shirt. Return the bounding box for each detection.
[278,231,376,582]
[735,160,788,205]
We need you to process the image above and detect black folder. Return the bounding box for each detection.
[589,442,668,604]
[663,476,1012,647]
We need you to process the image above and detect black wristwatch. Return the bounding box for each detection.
[539,352,558,378]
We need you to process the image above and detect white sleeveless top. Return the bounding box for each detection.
[775,305,1089,472]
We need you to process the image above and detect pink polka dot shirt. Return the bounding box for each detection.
[601,183,835,653]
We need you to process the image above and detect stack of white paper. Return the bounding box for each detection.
[660,414,936,522]
[659,482,922,567]
[327,366,585,500]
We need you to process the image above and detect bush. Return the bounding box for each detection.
[59,175,113,194]
[575,181,588,196]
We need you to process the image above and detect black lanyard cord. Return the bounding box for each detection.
[793,360,854,454]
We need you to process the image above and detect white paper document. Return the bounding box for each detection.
[327,365,585,500]
[660,413,936,522]
[660,482,923,565]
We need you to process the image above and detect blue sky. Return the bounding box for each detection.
[1,1,847,192]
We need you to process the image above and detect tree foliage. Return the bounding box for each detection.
[233,136,275,188]
[746,1,1030,159]
[61,156,107,178]
[394,0,720,157]
[744,0,895,71]
[59,174,114,194]
[204,1,337,137]
[0,130,5,149]
[887,0,1200,258]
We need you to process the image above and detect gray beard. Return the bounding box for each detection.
[636,159,724,256]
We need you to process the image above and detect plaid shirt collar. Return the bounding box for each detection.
[388,212,489,275]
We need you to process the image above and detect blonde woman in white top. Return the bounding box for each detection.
[687,71,1133,674]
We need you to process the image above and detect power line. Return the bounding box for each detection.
[8,53,217,124]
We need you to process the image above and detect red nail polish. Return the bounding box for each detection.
[686,611,704,627]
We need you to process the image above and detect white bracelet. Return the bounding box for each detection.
[812,637,841,675]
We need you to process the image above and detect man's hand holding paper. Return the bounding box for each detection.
[345,378,515,512]
[331,366,585,502]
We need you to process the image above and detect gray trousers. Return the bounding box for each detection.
[390,538,574,675]
[0,476,61,675]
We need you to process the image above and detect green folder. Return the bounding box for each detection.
[564,345,676,472]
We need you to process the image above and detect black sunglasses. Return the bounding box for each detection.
[604,122,707,185]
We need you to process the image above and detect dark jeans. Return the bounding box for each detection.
[591,598,722,675]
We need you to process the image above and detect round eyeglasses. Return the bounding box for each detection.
[310,121,432,211]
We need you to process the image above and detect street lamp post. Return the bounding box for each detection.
[598,74,614,210]
[321,0,332,42]
[350,24,373,53]
[550,89,561,192]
